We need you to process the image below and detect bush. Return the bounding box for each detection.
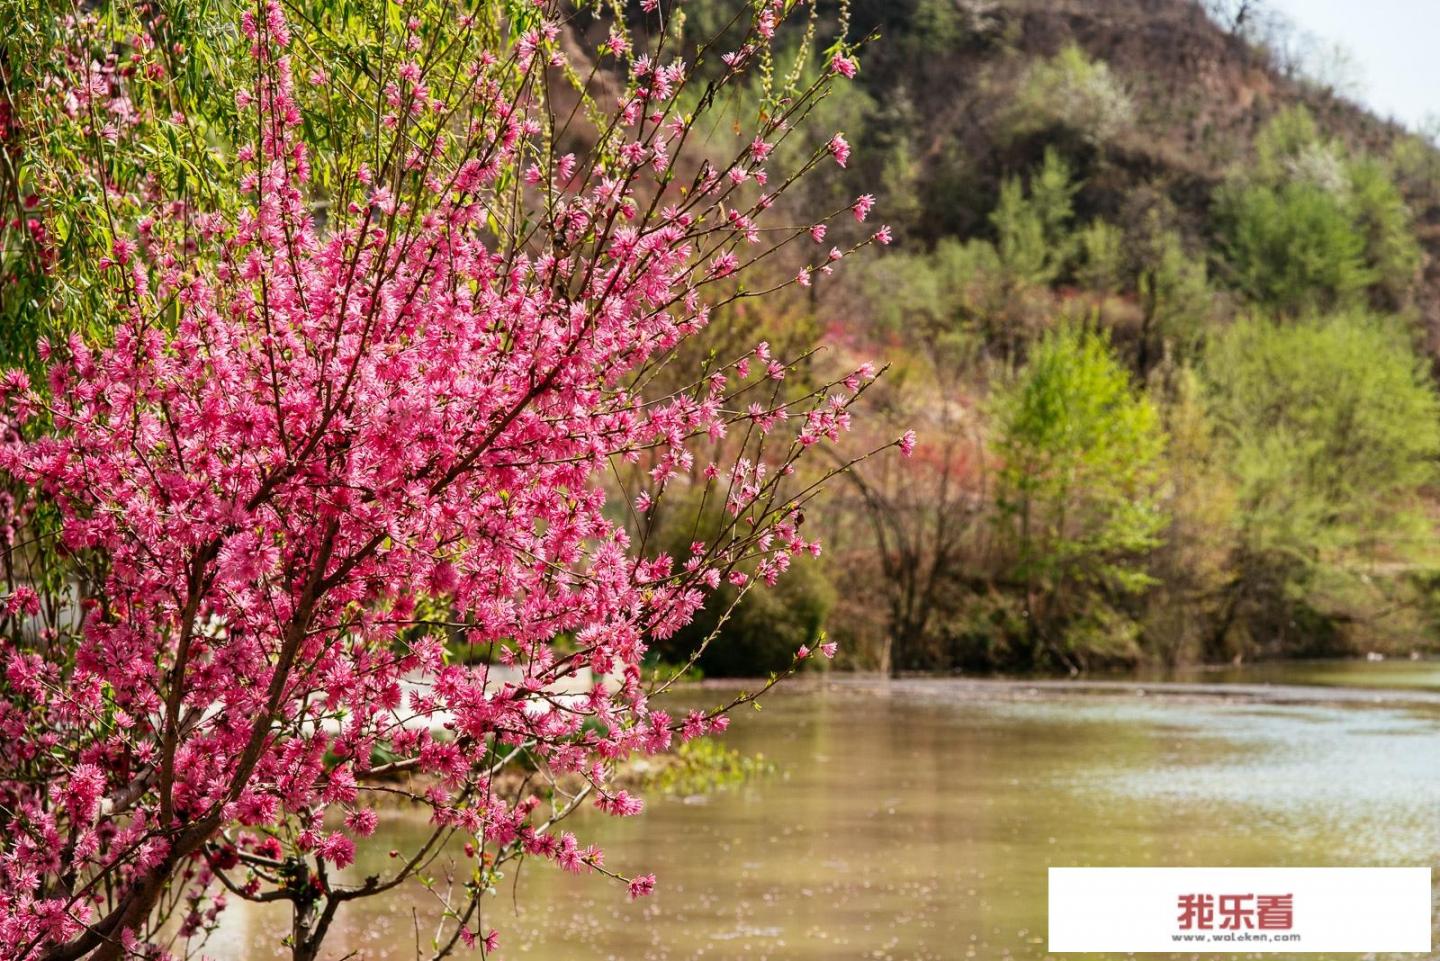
[1344,156,1422,308]
[991,148,1078,287]
[1204,312,1440,654]
[1216,180,1373,313]
[1011,44,1135,144]
[991,325,1168,669]
[1142,364,1239,663]
[647,485,837,677]
[1220,107,1420,313]
[1077,220,1126,293]
[1206,312,1439,552]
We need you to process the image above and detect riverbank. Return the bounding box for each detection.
[691,657,1440,707]
[805,673,1440,709]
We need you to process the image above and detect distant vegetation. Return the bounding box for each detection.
[638,0,1440,674]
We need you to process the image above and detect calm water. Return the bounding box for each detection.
[1144,657,1440,691]
[202,665,1440,960]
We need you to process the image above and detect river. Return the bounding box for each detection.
[200,662,1440,960]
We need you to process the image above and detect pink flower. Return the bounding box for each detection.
[345,808,379,837]
[852,193,876,222]
[61,764,106,823]
[598,790,645,816]
[830,54,857,78]
[820,641,838,659]
[874,225,893,245]
[682,710,708,740]
[5,585,39,617]
[628,874,657,899]
[828,134,850,168]
[899,430,917,457]
[320,832,355,868]
[216,530,279,587]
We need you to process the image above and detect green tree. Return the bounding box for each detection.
[1344,156,1422,308]
[1011,44,1135,145]
[992,325,1167,670]
[1220,106,1420,314]
[992,148,1078,287]
[1076,220,1125,294]
[1253,105,1328,184]
[1136,227,1214,368]
[1204,312,1440,654]
[1142,363,1238,663]
[1215,180,1373,313]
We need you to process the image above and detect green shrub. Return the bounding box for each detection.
[992,148,1078,287]
[1011,44,1135,144]
[1344,156,1422,308]
[1221,106,1420,313]
[646,485,836,677]
[637,738,775,796]
[1077,220,1126,293]
[1216,180,1373,313]
[1204,312,1440,654]
[991,325,1168,669]
[1253,106,1328,184]
[1206,312,1440,559]
[666,559,836,677]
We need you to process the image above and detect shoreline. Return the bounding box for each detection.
[687,671,1440,711]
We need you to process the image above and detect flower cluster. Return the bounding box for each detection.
[0,1,889,958]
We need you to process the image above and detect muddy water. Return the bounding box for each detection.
[202,670,1440,960]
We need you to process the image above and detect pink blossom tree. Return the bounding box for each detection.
[0,1,898,959]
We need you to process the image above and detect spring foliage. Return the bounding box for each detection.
[993,326,1166,663]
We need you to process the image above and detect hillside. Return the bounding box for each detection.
[645,0,1440,675]
[821,0,1440,345]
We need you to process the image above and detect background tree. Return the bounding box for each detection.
[1215,179,1374,313]
[1204,312,1440,656]
[992,148,1079,290]
[991,325,1167,671]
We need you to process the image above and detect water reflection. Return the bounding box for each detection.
[1135,657,1440,691]
[203,675,1440,960]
